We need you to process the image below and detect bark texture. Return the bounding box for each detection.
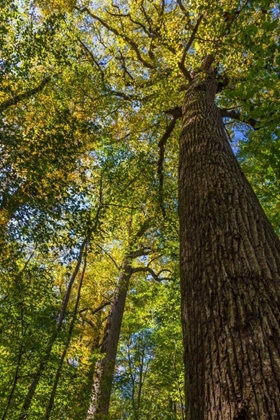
[179,71,280,419]
[87,259,132,420]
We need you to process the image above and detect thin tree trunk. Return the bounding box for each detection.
[45,249,87,419]
[87,259,133,420]
[179,70,280,419]
[18,238,88,420]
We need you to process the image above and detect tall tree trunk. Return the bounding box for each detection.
[87,259,132,420]
[179,70,280,419]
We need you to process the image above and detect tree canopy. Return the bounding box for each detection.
[0,0,279,419]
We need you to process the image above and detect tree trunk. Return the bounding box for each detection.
[18,238,88,420]
[179,71,280,419]
[87,259,132,420]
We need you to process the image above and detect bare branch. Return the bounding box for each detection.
[147,254,164,267]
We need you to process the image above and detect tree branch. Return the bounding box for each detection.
[77,38,105,82]
[129,248,152,259]
[92,242,121,271]
[157,113,180,216]
[131,266,170,281]
[176,0,187,14]
[0,77,51,113]
[220,108,258,129]
[178,14,203,81]
[79,301,111,316]
[75,6,154,69]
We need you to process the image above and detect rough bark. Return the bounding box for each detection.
[179,71,280,419]
[87,259,133,420]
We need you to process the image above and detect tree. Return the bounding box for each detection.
[111,271,184,420]
[1,0,280,418]
[179,61,280,419]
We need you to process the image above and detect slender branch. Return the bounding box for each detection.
[131,266,170,281]
[178,14,203,81]
[140,0,154,34]
[157,118,177,177]
[79,301,111,316]
[147,254,164,267]
[0,77,51,113]
[92,242,121,271]
[77,38,105,82]
[117,50,135,81]
[75,6,154,69]
[172,341,185,420]
[110,90,134,101]
[160,0,165,16]
[105,10,129,18]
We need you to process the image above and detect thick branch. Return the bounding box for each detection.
[200,54,215,71]
[129,248,152,259]
[134,219,151,240]
[220,108,258,129]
